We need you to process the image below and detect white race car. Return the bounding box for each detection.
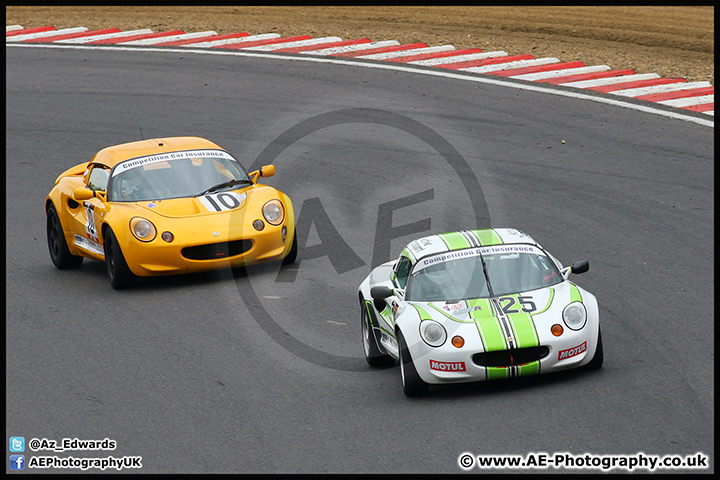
[358,228,603,395]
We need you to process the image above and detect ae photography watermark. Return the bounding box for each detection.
[457,451,710,472]
[8,436,142,472]
[232,108,490,371]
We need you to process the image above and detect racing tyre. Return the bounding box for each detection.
[46,203,83,269]
[361,303,394,367]
[282,227,298,265]
[397,328,428,396]
[581,327,604,371]
[104,228,136,290]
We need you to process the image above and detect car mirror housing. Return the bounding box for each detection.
[260,165,275,178]
[371,286,393,300]
[72,186,94,200]
[571,260,590,275]
[249,165,276,184]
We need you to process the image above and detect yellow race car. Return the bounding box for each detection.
[46,136,296,289]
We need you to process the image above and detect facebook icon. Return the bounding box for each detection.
[9,455,25,470]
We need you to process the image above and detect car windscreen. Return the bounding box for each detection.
[406,245,562,301]
[108,149,250,202]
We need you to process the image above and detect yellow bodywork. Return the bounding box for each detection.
[46,136,295,277]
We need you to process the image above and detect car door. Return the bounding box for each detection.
[388,255,412,324]
[66,164,110,258]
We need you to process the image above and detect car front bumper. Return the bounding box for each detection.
[118,214,294,277]
[406,323,600,385]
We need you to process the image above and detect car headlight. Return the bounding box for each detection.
[562,302,587,330]
[262,199,284,225]
[130,217,157,242]
[419,320,447,347]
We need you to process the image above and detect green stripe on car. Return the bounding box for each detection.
[468,298,507,351]
[518,361,540,376]
[570,283,583,303]
[485,367,510,381]
[470,229,503,246]
[438,231,471,250]
[410,303,434,321]
[400,247,414,263]
[506,308,540,349]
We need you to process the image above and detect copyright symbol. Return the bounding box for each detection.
[29,438,40,451]
[459,453,475,469]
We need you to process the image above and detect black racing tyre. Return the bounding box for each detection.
[282,227,298,265]
[397,328,429,396]
[361,303,394,367]
[581,326,604,371]
[46,203,83,269]
[104,228,136,290]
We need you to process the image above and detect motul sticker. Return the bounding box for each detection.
[429,360,466,372]
[558,341,586,360]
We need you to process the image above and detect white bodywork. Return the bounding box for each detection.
[358,228,602,389]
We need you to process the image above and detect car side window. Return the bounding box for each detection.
[394,256,412,289]
[87,166,110,191]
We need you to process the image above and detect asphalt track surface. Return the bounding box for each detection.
[5,45,714,473]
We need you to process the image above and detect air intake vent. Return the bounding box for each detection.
[182,240,252,260]
[472,346,549,367]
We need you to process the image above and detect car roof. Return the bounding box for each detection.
[400,228,539,264]
[90,136,225,168]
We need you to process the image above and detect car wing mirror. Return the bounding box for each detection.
[561,260,589,279]
[260,165,275,178]
[371,286,394,300]
[72,186,94,201]
[571,260,589,274]
[249,164,276,184]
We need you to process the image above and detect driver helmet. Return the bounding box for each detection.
[119,167,145,198]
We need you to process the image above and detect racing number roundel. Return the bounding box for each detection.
[199,192,247,212]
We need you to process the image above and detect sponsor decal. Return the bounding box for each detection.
[83,202,99,243]
[443,302,463,312]
[416,248,483,271]
[113,149,235,175]
[430,360,466,372]
[479,244,543,256]
[408,238,433,253]
[380,332,398,352]
[74,234,104,256]
[558,341,587,361]
[441,303,483,316]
